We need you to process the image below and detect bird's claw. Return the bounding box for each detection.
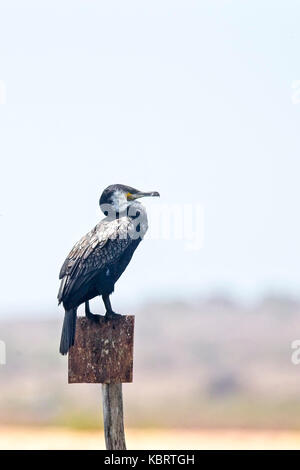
[105,311,122,322]
[86,313,101,323]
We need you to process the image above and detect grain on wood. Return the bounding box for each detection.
[102,383,126,450]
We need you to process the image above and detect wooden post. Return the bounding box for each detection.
[68,316,134,450]
[102,383,126,450]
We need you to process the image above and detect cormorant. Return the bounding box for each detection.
[58,184,160,355]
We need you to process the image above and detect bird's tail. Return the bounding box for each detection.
[59,309,77,355]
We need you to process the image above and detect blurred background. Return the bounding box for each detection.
[1,0,300,449]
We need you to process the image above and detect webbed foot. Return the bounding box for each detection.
[105,311,122,322]
[85,301,101,323]
[87,312,101,323]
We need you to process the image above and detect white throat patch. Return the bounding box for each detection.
[111,190,129,212]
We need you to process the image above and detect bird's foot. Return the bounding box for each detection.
[86,312,101,323]
[105,310,122,322]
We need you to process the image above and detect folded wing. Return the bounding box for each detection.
[58,217,135,305]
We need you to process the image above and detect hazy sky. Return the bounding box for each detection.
[0,1,300,316]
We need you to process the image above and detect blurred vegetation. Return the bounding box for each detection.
[1,295,300,430]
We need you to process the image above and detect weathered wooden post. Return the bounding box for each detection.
[68,316,134,450]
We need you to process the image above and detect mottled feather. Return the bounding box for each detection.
[58,215,145,306]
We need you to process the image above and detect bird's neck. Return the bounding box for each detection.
[127,201,148,238]
[104,202,148,238]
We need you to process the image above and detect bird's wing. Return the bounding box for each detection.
[58,217,135,303]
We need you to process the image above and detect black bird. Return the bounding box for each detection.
[58,184,160,355]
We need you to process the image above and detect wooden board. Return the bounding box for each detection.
[68,316,134,384]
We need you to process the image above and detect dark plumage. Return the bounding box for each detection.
[58,184,159,355]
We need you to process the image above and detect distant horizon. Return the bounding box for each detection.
[1,287,300,320]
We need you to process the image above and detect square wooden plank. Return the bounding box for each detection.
[68,316,134,384]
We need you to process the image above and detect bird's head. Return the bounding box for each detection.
[99,184,160,216]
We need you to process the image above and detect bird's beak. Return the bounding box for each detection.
[130,191,160,200]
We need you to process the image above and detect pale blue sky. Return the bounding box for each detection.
[0,1,300,316]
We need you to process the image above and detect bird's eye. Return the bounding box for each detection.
[127,192,133,200]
